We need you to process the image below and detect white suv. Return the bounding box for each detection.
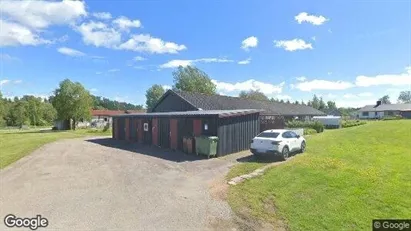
[250,129,306,160]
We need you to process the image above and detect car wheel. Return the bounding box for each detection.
[300,141,306,153]
[281,146,289,161]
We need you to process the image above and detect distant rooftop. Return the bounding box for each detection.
[113,109,262,118]
[358,103,411,112]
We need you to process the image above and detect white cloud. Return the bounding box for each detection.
[159,58,233,69]
[211,79,284,95]
[357,92,373,97]
[296,76,307,81]
[0,80,10,86]
[343,93,357,99]
[113,16,141,31]
[327,72,333,75]
[108,69,120,72]
[294,79,354,91]
[238,58,251,65]
[162,85,172,91]
[295,12,329,25]
[328,29,333,34]
[92,12,112,20]
[96,72,103,75]
[0,53,19,61]
[274,39,313,51]
[57,47,85,57]
[133,56,146,61]
[0,20,51,46]
[275,94,292,100]
[355,67,411,87]
[0,0,86,29]
[118,34,186,54]
[241,36,258,50]
[13,80,22,84]
[90,88,98,92]
[75,21,122,48]
[311,36,316,41]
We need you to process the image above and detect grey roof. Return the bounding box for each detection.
[169,91,325,116]
[113,109,262,118]
[358,103,411,112]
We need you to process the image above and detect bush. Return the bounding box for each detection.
[382,115,402,120]
[286,120,324,133]
[304,128,317,135]
[341,120,366,128]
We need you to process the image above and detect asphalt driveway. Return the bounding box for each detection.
[0,137,248,231]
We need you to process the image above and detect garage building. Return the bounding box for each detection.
[112,109,261,156]
[150,90,325,130]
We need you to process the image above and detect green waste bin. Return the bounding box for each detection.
[195,136,219,158]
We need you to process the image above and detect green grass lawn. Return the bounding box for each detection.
[228,120,411,230]
[0,128,111,169]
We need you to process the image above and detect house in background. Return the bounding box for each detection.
[357,101,411,119]
[150,90,325,130]
[91,109,146,128]
[54,109,146,130]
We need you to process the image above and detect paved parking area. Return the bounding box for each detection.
[0,137,250,230]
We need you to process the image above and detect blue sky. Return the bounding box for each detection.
[1,0,410,108]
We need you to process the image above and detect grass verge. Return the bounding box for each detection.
[0,128,111,169]
[228,120,411,231]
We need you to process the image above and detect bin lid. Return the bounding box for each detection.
[207,136,219,141]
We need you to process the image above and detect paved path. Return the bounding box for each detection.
[0,137,248,231]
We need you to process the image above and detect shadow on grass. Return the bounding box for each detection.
[1,129,67,135]
[236,154,286,163]
[86,137,207,163]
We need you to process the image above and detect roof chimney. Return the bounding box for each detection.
[376,100,382,107]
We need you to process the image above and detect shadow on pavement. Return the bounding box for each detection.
[86,137,206,163]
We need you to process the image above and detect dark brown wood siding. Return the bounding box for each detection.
[151,92,197,112]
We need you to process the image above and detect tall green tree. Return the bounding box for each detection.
[327,101,337,111]
[0,91,5,127]
[52,79,93,130]
[318,97,327,111]
[398,91,411,103]
[238,90,269,101]
[310,94,320,109]
[172,66,217,95]
[146,84,165,110]
[379,95,391,104]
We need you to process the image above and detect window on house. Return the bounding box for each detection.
[104,118,108,122]
[362,112,369,116]
[387,111,394,116]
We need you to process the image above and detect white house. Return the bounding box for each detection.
[357,101,411,119]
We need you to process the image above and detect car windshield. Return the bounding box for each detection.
[257,132,280,138]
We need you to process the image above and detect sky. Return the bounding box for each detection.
[0,0,410,108]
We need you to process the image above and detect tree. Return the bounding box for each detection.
[52,79,93,130]
[146,84,165,110]
[238,90,269,101]
[398,91,411,103]
[327,101,337,111]
[0,91,5,127]
[311,95,320,110]
[294,100,300,105]
[318,97,327,112]
[379,95,391,104]
[172,66,216,95]
[301,100,306,106]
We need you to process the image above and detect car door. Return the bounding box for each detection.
[282,131,294,150]
[288,131,299,151]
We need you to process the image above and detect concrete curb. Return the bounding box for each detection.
[227,162,283,185]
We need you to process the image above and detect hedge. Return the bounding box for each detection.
[286,120,324,133]
[303,128,317,135]
[382,115,402,120]
[341,120,366,128]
